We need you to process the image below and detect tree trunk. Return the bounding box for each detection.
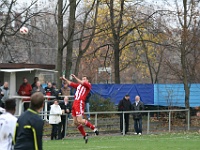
[109,0,125,84]
[66,0,76,78]
[182,0,190,109]
[114,44,120,83]
[180,0,190,125]
[56,0,63,88]
[74,53,83,78]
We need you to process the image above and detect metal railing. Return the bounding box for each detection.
[14,103,190,136]
[84,109,190,135]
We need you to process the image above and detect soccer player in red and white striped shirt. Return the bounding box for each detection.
[60,74,99,143]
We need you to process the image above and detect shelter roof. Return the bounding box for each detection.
[0,63,55,70]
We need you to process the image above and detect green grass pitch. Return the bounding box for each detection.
[43,133,200,150]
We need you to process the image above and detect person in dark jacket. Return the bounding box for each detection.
[132,95,144,135]
[59,96,71,139]
[52,82,59,99]
[118,94,132,134]
[31,77,39,89]
[14,92,44,150]
[44,82,55,97]
[31,81,45,95]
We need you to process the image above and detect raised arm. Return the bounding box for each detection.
[71,74,83,84]
[60,76,72,85]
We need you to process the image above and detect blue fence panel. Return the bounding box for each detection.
[154,84,200,107]
[189,84,200,107]
[154,84,184,107]
[91,84,154,105]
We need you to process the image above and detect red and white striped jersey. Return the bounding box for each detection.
[70,82,91,102]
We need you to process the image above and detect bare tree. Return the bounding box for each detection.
[84,1,164,83]
[135,13,169,83]
[156,0,200,116]
[109,0,124,83]
[171,0,200,109]
[0,0,56,63]
[73,0,100,78]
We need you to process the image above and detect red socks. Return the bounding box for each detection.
[77,125,86,136]
[77,120,95,136]
[85,120,95,130]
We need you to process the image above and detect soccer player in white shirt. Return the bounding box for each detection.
[0,99,17,150]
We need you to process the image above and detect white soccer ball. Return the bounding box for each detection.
[20,26,29,35]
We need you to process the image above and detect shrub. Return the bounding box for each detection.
[89,94,116,112]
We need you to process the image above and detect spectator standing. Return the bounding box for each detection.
[18,78,32,111]
[31,77,39,88]
[85,92,91,120]
[0,82,10,108]
[14,92,45,150]
[52,82,59,99]
[60,81,71,96]
[31,81,45,95]
[118,94,132,134]
[49,99,62,140]
[0,99,17,150]
[45,82,54,97]
[59,96,71,139]
[132,95,144,135]
[44,82,55,114]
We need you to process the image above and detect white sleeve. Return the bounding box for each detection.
[50,106,55,114]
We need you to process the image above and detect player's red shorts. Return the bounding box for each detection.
[71,100,85,117]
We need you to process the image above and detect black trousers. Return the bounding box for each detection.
[120,113,130,133]
[51,123,62,140]
[58,123,62,139]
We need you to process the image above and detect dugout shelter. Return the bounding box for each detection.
[0,63,57,115]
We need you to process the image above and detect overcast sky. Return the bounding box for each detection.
[15,0,181,10]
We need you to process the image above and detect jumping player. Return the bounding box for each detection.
[60,74,99,143]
